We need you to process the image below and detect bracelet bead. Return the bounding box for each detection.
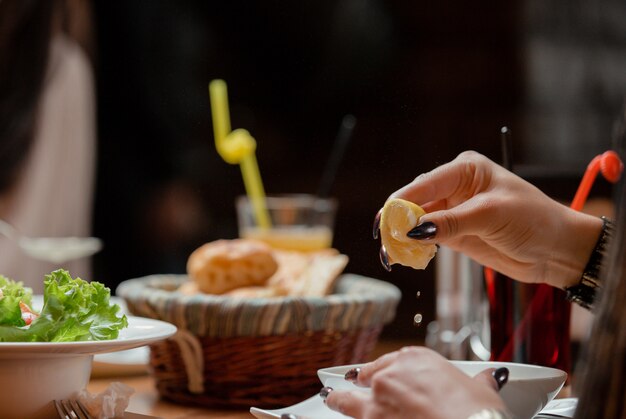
[565,216,614,310]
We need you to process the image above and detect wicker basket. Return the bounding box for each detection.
[116,273,401,408]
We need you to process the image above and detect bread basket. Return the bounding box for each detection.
[116,273,401,408]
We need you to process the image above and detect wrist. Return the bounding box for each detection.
[564,215,613,309]
[545,211,604,289]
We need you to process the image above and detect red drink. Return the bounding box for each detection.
[486,271,571,373]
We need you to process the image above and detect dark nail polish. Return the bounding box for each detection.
[492,367,509,390]
[373,209,382,239]
[320,386,334,400]
[407,222,437,240]
[379,245,391,271]
[344,367,361,382]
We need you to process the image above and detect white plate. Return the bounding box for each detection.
[0,315,176,357]
[30,294,154,374]
[0,315,175,419]
[91,296,151,375]
[251,395,348,419]
[251,396,578,419]
[91,346,151,377]
[251,378,363,419]
[537,398,577,418]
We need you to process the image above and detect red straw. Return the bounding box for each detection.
[571,151,623,211]
[494,150,623,362]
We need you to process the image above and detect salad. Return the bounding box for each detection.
[0,269,128,342]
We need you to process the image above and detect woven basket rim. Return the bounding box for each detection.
[116,273,399,304]
[116,273,401,337]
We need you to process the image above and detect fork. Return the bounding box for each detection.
[54,399,92,419]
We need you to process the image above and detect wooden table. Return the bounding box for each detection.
[88,375,250,418]
[87,340,412,418]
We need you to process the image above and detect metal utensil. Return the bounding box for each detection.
[0,219,102,263]
[54,399,92,419]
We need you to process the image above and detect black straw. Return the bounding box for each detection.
[317,114,356,198]
[500,126,513,171]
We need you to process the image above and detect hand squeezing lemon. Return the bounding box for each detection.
[378,198,437,270]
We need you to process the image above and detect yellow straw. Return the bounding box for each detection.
[209,80,271,228]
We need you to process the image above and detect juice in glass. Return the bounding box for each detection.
[236,195,337,252]
[240,226,333,251]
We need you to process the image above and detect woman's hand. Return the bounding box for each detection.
[325,346,507,419]
[387,151,603,288]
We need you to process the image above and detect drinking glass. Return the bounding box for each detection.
[236,194,337,251]
[486,270,571,373]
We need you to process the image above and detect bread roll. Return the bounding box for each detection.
[268,249,349,297]
[186,239,278,294]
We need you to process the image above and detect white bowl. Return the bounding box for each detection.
[0,316,176,419]
[0,353,93,419]
[318,360,567,419]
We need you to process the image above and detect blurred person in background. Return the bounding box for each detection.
[0,0,95,293]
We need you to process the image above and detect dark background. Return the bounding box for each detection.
[91,0,624,339]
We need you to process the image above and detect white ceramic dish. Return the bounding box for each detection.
[91,297,151,377]
[251,378,357,419]
[539,398,577,418]
[0,316,176,419]
[91,346,151,377]
[0,316,175,356]
[251,394,348,419]
[317,361,567,419]
[34,295,152,376]
[251,393,576,419]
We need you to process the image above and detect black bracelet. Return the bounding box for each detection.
[565,216,614,310]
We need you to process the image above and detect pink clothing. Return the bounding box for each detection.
[0,35,96,292]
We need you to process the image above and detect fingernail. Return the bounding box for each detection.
[407,222,437,240]
[373,209,382,239]
[344,367,361,382]
[492,367,509,390]
[320,386,334,401]
[379,245,391,272]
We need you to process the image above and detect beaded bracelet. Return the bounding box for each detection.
[565,216,614,310]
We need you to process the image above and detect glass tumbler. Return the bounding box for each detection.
[236,194,337,252]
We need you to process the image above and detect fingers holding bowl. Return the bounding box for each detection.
[472,367,510,393]
[323,387,370,419]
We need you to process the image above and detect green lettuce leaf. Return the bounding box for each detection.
[0,269,128,342]
[0,275,32,327]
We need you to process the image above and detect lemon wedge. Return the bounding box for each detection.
[380,198,437,270]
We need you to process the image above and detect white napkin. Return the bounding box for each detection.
[537,398,578,418]
[76,381,135,419]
